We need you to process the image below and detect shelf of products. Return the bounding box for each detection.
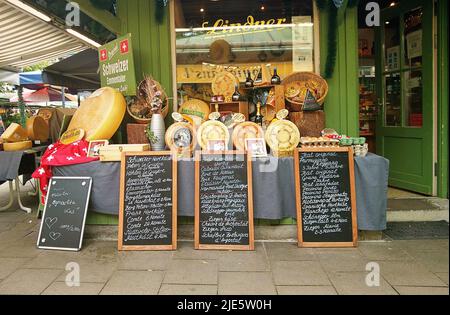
[359,65,377,153]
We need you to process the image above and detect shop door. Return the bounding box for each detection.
[375,0,435,195]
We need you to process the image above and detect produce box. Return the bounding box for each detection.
[98,144,150,162]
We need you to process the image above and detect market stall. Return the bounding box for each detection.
[53,154,389,231]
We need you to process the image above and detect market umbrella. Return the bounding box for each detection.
[10,87,76,103]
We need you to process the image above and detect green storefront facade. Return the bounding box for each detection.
[77,0,447,224]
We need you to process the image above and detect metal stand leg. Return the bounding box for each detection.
[28,179,38,197]
[0,181,14,211]
[15,178,31,214]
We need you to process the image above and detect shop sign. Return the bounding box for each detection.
[176,62,293,84]
[202,15,288,36]
[98,34,137,96]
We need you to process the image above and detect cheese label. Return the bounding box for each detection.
[60,129,85,145]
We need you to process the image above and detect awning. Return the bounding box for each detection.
[0,0,88,70]
[0,69,19,85]
[42,49,100,90]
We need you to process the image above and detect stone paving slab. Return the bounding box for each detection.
[173,242,223,260]
[276,285,337,295]
[405,250,449,273]
[55,261,118,284]
[394,286,449,295]
[164,259,218,285]
[159,284,217,295]
[100,270,164,295]
[42,282,105,295]
[265,242,316,261]
[0,268,62,295]
[272,261,331,286]
[358,242,414,261]
[328,271,398,295]
[379,261,447,287]
[0,258,31,280]
[435,272,449,285]
[218,272,277,295]
[217,244,269,272]
[118,251,173,271]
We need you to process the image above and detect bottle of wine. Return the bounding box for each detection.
[255,102,264,126]
[271,67,281,85]
[245,70,254,88]
[232,84,241,101]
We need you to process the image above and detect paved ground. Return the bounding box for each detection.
[0,181,448,295]
[0,209,448,295]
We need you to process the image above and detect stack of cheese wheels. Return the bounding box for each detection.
[67,87,126,141]
[1,123,32,151]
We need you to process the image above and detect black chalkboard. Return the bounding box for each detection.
[37,177,92,251]
[295,148,358,247]
[119,152,177,251]
[195,152,254,250]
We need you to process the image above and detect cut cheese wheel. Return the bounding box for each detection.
[3,140,32,152]
[26,116,49,142]
[67,87,126,141]
[1,123,29,143]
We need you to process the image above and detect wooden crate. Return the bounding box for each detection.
[210,102,249,120]
[99,144,150,162]
[127,124,149,145]
[289,111,326,137]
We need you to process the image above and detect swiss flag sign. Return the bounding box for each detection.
[100,49,108,61]
[120,39,129,54]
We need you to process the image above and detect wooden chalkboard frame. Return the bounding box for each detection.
[195,151,255,251]
[118,151,178,251]
[37,177,93,252]
[294,147,358,248]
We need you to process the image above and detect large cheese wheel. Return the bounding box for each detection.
[1,123,29,143]
[3,140,32,152]
[26,116,49,142]
[67,87,126,141]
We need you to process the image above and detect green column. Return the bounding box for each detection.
[17,86,26,127]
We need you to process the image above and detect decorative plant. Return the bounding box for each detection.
[129,75,166,119]
[145,124,159,145]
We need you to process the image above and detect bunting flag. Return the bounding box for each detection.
[32,140,98,204]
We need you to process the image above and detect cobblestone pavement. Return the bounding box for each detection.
[0,182,448,295]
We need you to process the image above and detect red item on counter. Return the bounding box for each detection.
[32,140,98,204]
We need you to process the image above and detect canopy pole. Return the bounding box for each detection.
[17,86,26,127]
[61,87,66,108]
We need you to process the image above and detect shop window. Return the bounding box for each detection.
[173,0,316,107]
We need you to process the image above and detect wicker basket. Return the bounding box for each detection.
[281,72,328,112]
[127,97,170,124]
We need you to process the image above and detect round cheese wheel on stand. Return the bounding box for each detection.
[67,87,126,141]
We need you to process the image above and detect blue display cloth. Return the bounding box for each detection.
[53,153,389,231]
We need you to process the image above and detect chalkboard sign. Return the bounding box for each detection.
[195,151,254,251]
[37,177,92,251]
[294,147,358,248]
[119,152,177,251]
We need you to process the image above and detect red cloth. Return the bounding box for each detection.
[32,140,98,204]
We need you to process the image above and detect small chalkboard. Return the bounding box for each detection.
[294,147,358,248]
[119,152,177,251]
[195,151,254,251]
[37,177,92,251]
